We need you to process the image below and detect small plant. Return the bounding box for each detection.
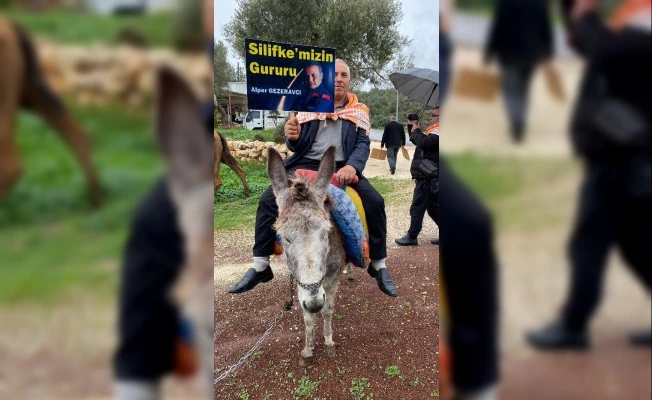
[263,390,273,399]
[337,365,346,375]
[403,301,411,309]
[409,377,425,387]
[349,378,371,400]
[385,365,401,378]
[336,314,344,320]
[251,350,263,360]
[237,388,250,400]
[294,375,320,398]
[431,389,440,398]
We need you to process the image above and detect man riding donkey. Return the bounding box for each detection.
[229,59,398,297]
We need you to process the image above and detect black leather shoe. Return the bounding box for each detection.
[395,235,418,246]
[629,330,652,347]
[430,238,439,245]
[228,267,274,294]
[526,321,589,350]
[367,266,398,297]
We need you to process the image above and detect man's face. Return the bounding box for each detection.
[334,61,351,99]
[306,65,323,90]
[431,108,439,125]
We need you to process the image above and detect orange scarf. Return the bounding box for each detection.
[425,122,439,136]
[296,93,371,134]
[611,0,652,31]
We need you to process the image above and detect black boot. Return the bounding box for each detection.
[430,238,439,245]
[510,121,525,144]
[395,234,418,246]
[367,265,398,297]
[228,266,274,294]
[629,330,652,347]
[390,168,396,175]
[526,320,589,350]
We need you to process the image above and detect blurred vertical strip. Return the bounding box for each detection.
[0,0,215,398]
[440,0,651,399]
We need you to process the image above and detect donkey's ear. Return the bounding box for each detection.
[155,66,212,193]
[267,147,289,199]
[313,146,336,200]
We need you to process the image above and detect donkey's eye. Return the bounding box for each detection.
[284,237,292,244]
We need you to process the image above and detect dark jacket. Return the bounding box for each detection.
[409,127,439,180]
[381,121,406,148]
[285,118,370,175]
[485,0,553,65]
[560,7,652,159]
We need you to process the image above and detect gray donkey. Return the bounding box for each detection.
[267,146,349,364]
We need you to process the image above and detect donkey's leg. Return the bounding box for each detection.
[346,263,354,281]
[300,309,317,364]
[323,282,339,357]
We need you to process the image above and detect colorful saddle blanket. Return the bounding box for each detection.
[274,169,370,268]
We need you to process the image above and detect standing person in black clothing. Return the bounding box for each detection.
[484,0,553,143]
[527,0,652,350]
[395,112,439,246]
[381,115,406,175]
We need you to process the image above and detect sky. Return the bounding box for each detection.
[214,0,439,83]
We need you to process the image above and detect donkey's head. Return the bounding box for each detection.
[268,146,336,313]
[154,66,214,317]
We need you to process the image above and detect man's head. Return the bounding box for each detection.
[305,62,324,90]
[334,59,351,104]
[390,115,396,122]
[407,113,420,132]
[431,107,440,125]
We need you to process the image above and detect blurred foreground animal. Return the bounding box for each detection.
[154,67,214,397]
[214,130,251,196]
[0,17,103,207]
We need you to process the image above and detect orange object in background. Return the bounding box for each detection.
[440,332,454,400]
[174,338,200,379]
[611,0,652,31]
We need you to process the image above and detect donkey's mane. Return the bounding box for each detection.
[288,174,313,203]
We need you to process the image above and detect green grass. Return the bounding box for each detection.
[2,9,174,47]
[0,105,163,304]
[446,151,579,230]
[446,152,525,201]
[219,128,277,143]
[349,378,371,400]
[293,375,320,398]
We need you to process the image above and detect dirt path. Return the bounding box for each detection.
[215,245,439,400]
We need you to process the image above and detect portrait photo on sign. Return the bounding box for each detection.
[245,38,336,112]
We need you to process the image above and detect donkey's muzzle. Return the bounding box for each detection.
[302,294,325,313]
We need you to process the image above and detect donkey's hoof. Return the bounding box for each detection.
[299,355,314,366]
[326,343,337,358]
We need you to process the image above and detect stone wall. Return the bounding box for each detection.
[36,40,212,107]
[225,139,293,163]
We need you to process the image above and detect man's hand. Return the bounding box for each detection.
[336,165,357,186]
[285,112,300,141]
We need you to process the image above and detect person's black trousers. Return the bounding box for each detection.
[253,160,387,260]
[407,179,438,237]
[440,157,499,391]
[562,158,652,331]
[500,60,537,138]
[386,146,400,171]
[114,178,183,380]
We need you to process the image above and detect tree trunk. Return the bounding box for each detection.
[216,103,231,129]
